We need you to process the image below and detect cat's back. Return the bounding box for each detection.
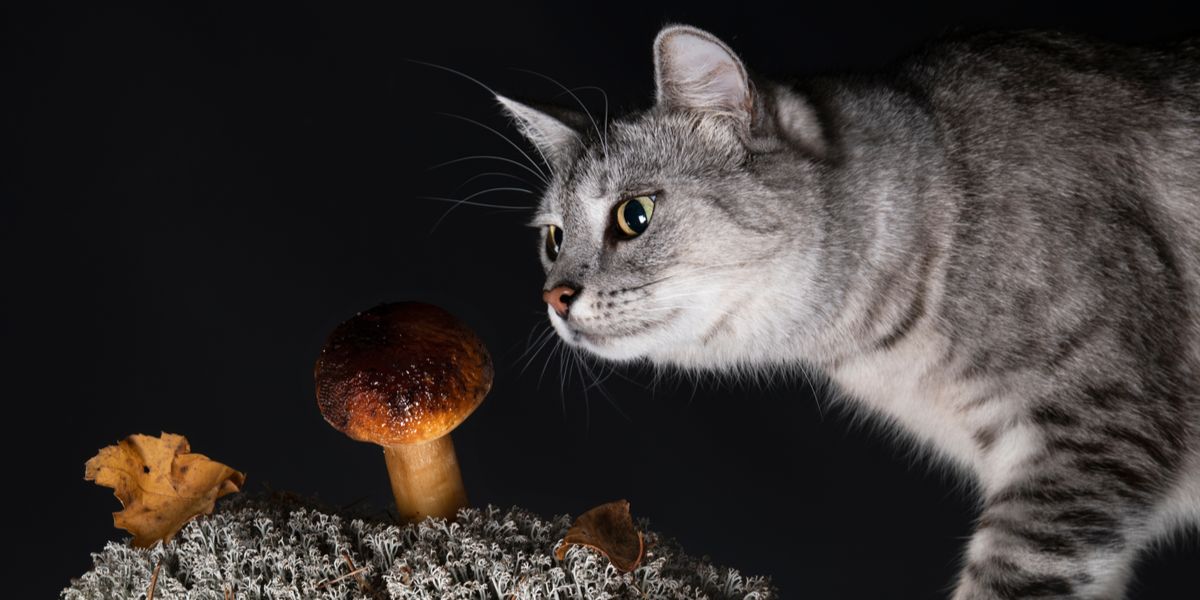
[900,30,1199,202]
[897,30,1200,339]
[903,29,1200,113]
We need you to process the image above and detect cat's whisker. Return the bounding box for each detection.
[563,85,611,160]
[533,336,569,420]
[667,260,758,276]
[537,335,563,392]
[577,352,630,422]
[526,321,555,349]
[417,195,531,210]
[641,290,731,304]
[437,112,552,182]
[513,68,608,159]
[453,171,531,193]
[605,266,740,298]
[572,348,592,433]
[519,325,560,375]
[640,305,741,323]
[621,261,754,292]
[556,340,571,420]
[408,57,557,179]
[428,155,549,186]
[577,354,611,392]
[514,323,554,365]
[423,186,534,233]
[595,360,651,390]
[505,321,549,357]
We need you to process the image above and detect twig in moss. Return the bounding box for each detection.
[146,558,161,600]
[315,566,368,590]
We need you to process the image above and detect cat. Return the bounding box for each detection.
[497,25,1200,599]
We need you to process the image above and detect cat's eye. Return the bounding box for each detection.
[545,225,563,261]
[614,194,656,238]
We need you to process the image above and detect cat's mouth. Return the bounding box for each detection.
[549,306,683,361]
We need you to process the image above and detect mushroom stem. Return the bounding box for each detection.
[382,435,468,522]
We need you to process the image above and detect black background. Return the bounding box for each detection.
[6,2,1199,598]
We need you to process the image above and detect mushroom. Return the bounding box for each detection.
[314,302,492,523]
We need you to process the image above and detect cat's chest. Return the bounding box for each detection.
[826,331,989,469]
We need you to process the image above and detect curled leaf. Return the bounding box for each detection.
[554,499,645,572]
[85,432,245,547]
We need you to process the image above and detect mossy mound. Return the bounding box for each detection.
[63,496,774,599]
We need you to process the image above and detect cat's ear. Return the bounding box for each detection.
[496,95,584,170]
[653,25,753,128]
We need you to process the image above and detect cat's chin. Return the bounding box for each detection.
[549,312,664,363]
[573,333,658,362]
[570,330,733,368]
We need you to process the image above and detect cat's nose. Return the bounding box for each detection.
[543,284,579,318]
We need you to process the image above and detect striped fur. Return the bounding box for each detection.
[504,26,1200,598]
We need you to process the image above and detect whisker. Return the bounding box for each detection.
[423,186,534,233]
[559,342,572,411]
[513,68,608,159]
[538,336,562,392]
[514,321,553,357]
[453,171,531,192]
[598,361,651,390]
[578,353,630,422]
[437,112,551,182]
[505,321,549,358]
[563,85,611,159]
[570,347,592,434]
[608,261,752,295]
[428,155,549,186]
[408,58,552,170]
[408,57,504,97]
[417,195,531,210]
[519,326,560,375]
[409,58,555,182]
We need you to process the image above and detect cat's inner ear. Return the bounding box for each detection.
[653,25,753,126]
[496,95,583,170]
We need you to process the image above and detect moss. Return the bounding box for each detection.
[63,496,775,599]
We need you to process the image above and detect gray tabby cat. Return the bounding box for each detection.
[498,25,1200,598]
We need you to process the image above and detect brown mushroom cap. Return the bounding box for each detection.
[315,302,493,446]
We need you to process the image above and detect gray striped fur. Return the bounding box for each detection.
[502,25,1200,598]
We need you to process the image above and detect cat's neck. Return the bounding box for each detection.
[762,79,956,367]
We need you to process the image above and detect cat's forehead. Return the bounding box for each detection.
[538,111,744,215]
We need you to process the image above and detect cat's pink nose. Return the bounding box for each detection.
[543,284,578,318]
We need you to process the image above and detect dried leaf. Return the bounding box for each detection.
[554,499,644,572]
[85,432,245,547]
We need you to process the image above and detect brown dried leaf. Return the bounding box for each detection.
[554,499,645,573]
[85,432,245,547]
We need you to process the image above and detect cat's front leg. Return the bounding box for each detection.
[951,411,1180,600]
[953,473,1146,600]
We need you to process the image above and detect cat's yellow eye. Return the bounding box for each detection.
[545,225,563,261]
[615,194,656,238]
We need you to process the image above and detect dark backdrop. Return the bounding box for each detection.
[5,2,1198,597]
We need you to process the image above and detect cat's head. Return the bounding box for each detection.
[500,25,828,368]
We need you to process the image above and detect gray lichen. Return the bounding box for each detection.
[62,496,775,599]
